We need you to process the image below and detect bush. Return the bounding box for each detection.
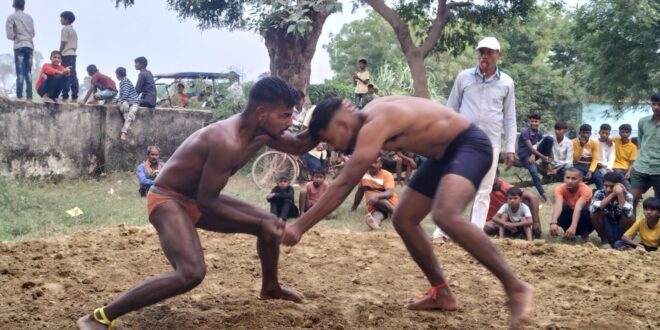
[307,83,353,104]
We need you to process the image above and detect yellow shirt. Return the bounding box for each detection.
[613,136,637,170]
[302,105,315,127]
[354,70,370,94]
[623,218,660,247]
[572,138,599,172]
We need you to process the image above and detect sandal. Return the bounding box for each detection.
[92,307,116,328]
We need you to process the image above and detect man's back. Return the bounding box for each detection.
[6,10,34,49]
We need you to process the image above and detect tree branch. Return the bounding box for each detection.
[419,1,472,55]
[363,0,417,53]
[446,1,472,11]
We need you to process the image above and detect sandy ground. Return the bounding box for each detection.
[1,225,659,329]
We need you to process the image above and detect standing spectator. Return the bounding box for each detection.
[136,145,163,197]
[612,123,637,191]
[631,93,660,213]
[266,173,299,221]
[483,170,542,238]
[433,36,516,243]
[134,56,156,108]
[352,58,369,108]
[80,65,117,105]
[490,187,533,241]
[351,157,398,230]
[34,50,70,103]
[596,123,615,176]
[613,197,660,252]
[5,0,35,100]
[549,167,594,241]
[572,124,603,190]
[115,67,140,141]
[589,172,635,248]
[299,169,335,219]
[59,11,78,102]
[537,121,573,182]
[517,113,549,202]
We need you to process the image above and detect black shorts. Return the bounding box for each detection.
[407,124,492,199]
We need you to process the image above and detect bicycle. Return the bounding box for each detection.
[251,150,345,190]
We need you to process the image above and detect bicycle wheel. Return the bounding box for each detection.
[251,151,298,189]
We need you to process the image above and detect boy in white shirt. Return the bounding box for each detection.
[491,186,533,240]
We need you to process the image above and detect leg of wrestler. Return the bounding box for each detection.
[393,188,458,311]
[77,202,205,329]
[195,196,302,303]
[429,174,532,329]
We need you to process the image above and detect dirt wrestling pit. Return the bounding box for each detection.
[1,225,658,329]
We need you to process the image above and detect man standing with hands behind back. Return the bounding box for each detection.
[434,37,516,243]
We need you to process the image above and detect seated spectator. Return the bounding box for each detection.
[35,50,70,103]
[550,167,594,240]
[80,64,117,105]
[613,197,660,252]
[136,145,163,197]
[596,123,615,177]
[517,113,549,202]
[537,121,573,182]
[612,124,637,192]
[381,151,418,186]
[361,83,380,107]
[589,172,635,248]
[490,187,533,241]
[266,173,299,221]
[115,66,140,141]
[351,157,398,230]
[303,143,327,173]
[134,56,156,108]
[482,170,542,238]
[299,169,336,219]
[170,83,188,108]
[572,124,603,190]
[186,92,206,109]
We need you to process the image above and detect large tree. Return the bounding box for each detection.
[115,0,341,94]
[359,0,541,98]
[572,0,659,108]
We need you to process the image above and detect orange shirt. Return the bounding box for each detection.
[487,180,513,221]
[358,169,398,212]
[554,183,592,209]
[304,181,328,205]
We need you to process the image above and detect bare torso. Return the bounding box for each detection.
[361,96,471,159]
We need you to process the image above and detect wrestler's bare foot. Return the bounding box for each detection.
[260,285,304,303]
[404,286,458,311]
[76,315,108,330]
[507,281,534,330]
[364,213,380,230]
[432,236,447,245]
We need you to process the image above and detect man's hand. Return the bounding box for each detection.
[549,223,559,237]
[613,183,625,195]
[585,171,593,180]
[260,218,285,244]
[367,196,379,206]
[565,225,577,239]
[282,223,302,246]
[624,171,632,180]
[505,152,514,167]
[528,154,536,163]
[504,222,516,231]
[532,223,542,237]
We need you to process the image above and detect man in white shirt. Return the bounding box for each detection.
[433,36,516,243]
[535,121,574,182]
[597,123,615,176]
[5,0,35,100]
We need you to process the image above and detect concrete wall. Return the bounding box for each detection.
[0,98,213,178]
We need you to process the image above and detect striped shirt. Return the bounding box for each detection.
[117,78,140,104]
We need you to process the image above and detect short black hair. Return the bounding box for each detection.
[555,121,568,130]
[642,197,660,212]
[60,11,75,23]
[579,124,592,133]
[276,172,290,182]
[244,76,299,114]
[115,67,127,78]
[49,50,62,58]
[603,171,622,184]
[358,58,367,65]
[13,0,25,10]
[309,97,343,141]
[134,56,148,67]
[566,167,583,177]
[311,168,327,176]
[177,82,185,88]
[86,64,98,76]
[599,123,611,131]
[651,92,660,103]
[367,83,374,88]
[619,124,632,132]
[506,186,523,197]
[322,92,337,100]
[528,113,541,120]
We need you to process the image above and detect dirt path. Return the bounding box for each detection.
[1,225,658,329]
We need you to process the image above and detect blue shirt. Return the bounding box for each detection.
[136,161,162,187]
[517,127,543,159]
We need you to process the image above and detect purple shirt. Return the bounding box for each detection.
[91,72,117,91]
[517,127,543,158]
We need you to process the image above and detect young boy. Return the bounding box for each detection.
[517,113,549,202]
[299,169,335,219]
[115,67,140,141]
[589,172,635,248]
[351,157,398,230]
[6,0,35,100]
[573,124,603,190]
[80,64,117,105]
[352,58,369,108]
[596,123,615,177]
[134,56,157,108]
[537,121,573,182]
[34,50,70,103]
[59,10,78,102]
[612,123,637,191]
[613,197,660,252]
[491,186,533,241]
[266,173,299,221]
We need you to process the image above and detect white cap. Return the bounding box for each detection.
[476,37,501,51]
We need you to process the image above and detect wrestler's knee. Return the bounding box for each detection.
[175,263,206,291]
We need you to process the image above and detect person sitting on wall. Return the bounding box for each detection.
[136,145,163,197]
[34,50,70,103]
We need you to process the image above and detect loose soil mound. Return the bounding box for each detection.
[1,225,658,329]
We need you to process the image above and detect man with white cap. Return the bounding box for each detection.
[433,36,517,243]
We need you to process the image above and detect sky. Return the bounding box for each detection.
[0,0,368,84]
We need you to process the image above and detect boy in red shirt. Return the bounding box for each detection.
[80,64,117,105]
[299,169,336,219]
[35,50,70,103]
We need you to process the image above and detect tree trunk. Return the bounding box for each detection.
[263,10,330,99]
[405,51,430,98]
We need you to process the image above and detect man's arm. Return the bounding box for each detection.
[81,86,95,104]
[6,17,14,41]
[446,74,462,112]
[502,83,517,155]
[566,198,588,238]
[59,28,67,53]
[266,129,319,155]
[134,72,144,95]
[136,164,154,186]
[351,186,364,211]
[524,138,547,161]
[369,188,393,204]
[589,141,600,173]
[549,192,564,236]
[605,145,615,170]
[594,191,616,210]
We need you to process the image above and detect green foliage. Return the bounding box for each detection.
[572,0,660,108]
[307,82,353,104]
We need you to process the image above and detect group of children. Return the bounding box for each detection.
[266,170,333,222]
